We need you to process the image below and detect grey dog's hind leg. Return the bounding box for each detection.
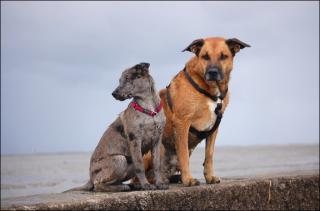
[92,155,134,192]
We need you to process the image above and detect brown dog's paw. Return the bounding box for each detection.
[205,176,221,184]
[183,177,200,186]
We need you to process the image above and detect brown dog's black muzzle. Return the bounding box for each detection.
[205,65,224,82]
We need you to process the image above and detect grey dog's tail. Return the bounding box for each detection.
[63,180,94,193]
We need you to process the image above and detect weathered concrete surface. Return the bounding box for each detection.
[2,175,319,210]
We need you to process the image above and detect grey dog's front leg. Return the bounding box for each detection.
[128,135,155,190]
[152,134,169,189]
[152,137,161,183]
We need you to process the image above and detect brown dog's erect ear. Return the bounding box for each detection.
[182,39,205,56]
[226,38,251,56]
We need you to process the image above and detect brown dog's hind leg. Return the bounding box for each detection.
[203,129,220,184]
[168,174,181,183]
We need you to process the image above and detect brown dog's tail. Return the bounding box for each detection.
[63,180,94,193]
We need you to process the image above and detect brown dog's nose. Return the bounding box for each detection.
[205,66,224,81]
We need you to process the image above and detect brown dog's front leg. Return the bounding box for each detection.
[204,129,220,184]
[128,134,155,190]
[174,119,200,186]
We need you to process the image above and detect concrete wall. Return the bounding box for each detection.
[3,175,319,210]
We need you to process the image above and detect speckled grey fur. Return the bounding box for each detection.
[64,63,166,192]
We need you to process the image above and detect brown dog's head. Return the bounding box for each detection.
[183,37,250,82]
[112,63,153,101]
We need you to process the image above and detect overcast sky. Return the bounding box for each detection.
[1,1,319,154]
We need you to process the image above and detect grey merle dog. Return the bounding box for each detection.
[65,63,167,192]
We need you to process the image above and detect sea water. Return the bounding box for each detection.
[1,144,319,200]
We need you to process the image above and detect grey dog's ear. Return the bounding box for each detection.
[135,62,149,70]
[182,39,204,56]
[139,62,150,70]
[226,38,251,56]
[134,62,149,76]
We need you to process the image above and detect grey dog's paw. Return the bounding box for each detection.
[156,183,169,190]
[141,183,156,190]
[130,183,156,191]
[129,183,142,190]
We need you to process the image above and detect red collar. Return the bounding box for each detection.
[130,101,163,117]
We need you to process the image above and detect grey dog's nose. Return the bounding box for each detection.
[112,91,118,98]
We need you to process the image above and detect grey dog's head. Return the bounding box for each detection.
[112,63,154,101]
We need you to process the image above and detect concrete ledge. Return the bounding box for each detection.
[2,175,319,210]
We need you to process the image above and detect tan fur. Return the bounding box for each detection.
[142,37,249,186]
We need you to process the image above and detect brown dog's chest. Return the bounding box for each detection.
[191,98,222,132]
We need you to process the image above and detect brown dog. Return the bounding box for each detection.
[142,37,250,186]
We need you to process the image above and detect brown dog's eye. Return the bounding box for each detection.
[220,53,228,60]
[202,53,210,61]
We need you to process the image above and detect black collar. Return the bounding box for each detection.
[183,68,228,102]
